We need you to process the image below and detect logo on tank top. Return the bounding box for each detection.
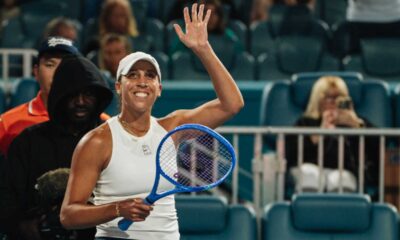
[142,144,152,155]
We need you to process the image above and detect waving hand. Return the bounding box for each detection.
[173,4,211,51]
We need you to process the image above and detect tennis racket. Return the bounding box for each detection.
[118,123,236,231]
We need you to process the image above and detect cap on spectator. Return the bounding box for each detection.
[116,51,161,82]
[38,36,79,59]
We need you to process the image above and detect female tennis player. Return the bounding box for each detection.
[60,3,244,240]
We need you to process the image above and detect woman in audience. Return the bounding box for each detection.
[99,0,138,38]
[285,76,379,193]
[84,0,138,54]
[345,0,400,54]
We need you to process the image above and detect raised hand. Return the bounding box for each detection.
[173,3,211,51]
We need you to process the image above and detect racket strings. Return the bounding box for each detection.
[160,130,233,188]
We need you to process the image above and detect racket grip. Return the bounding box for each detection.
[117,197,153,231]
[118,219,133,231]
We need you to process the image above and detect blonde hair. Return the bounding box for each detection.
[304,76,350,119]
[99,0,139,37]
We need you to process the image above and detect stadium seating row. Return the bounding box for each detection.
[4,37,400,83]
[2,193,394,239]
[176,193,398,240]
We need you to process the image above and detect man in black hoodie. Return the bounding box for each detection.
[0,56,113,240]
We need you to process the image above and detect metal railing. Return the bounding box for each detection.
[216,126,400,217]
[0,48,37,91]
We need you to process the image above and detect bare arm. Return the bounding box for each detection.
[167,4,244,130]
[60,124,152,229]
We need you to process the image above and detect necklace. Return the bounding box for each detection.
[118,116,149,136]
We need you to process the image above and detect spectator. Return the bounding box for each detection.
[98,33,131,80]
[250,0,272,24]
[84,0,139,54]
[0,56,113,240]
[0,0,20,26]
[0,37,81,156]
[344,0,400,54]
[99,0,138,37]
[42,17,79,46]
[285,76,379,192]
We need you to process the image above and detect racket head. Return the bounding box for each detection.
[155,123,236,193]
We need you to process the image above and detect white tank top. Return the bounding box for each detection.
[93,116,180,240]
[347,0,400,22]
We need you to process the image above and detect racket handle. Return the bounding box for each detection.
[118,219,133,231]
[117,197,153,231]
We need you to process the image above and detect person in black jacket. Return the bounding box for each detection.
[285,76,379,193]
[0,56,113,240]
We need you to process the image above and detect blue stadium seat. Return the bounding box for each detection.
[0,16,28,76]
[9,78,40,109]
[0,17,26,48]
[20,1,68,48]
[41,0,81,20]
[227,20,248,51]
[151,51,169,80]
[268,4,329,40]
[82,17,155,53]
[129,0,148,29]
[260,71,393,132]
[176,195,257,240]
[250,20,275,58]
[171,51,254,81]
[263,194,398,240]
[257,36,340,81]
[143,18,165,52]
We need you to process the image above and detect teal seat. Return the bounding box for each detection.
[142,18,165,52]
[263,194,398,240]
[41,0,81,20]
[151,51,169,80]
[344,38,400,82]
[257,36,340,81]
[20,1,68,48]
[9,78,40,109]
[165,19,184,55]
[20,1,67,16]
[20,15,61,48]
[157,0,179,24]
[0,16,26,48]
[131,35,154,52]
[176,195,257,240]
[171,51,254,81]
[227,20,248,51]
[0,17,28,76]
[268,4,329,40]
[250,20,275,58]
[129,0,148,29]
